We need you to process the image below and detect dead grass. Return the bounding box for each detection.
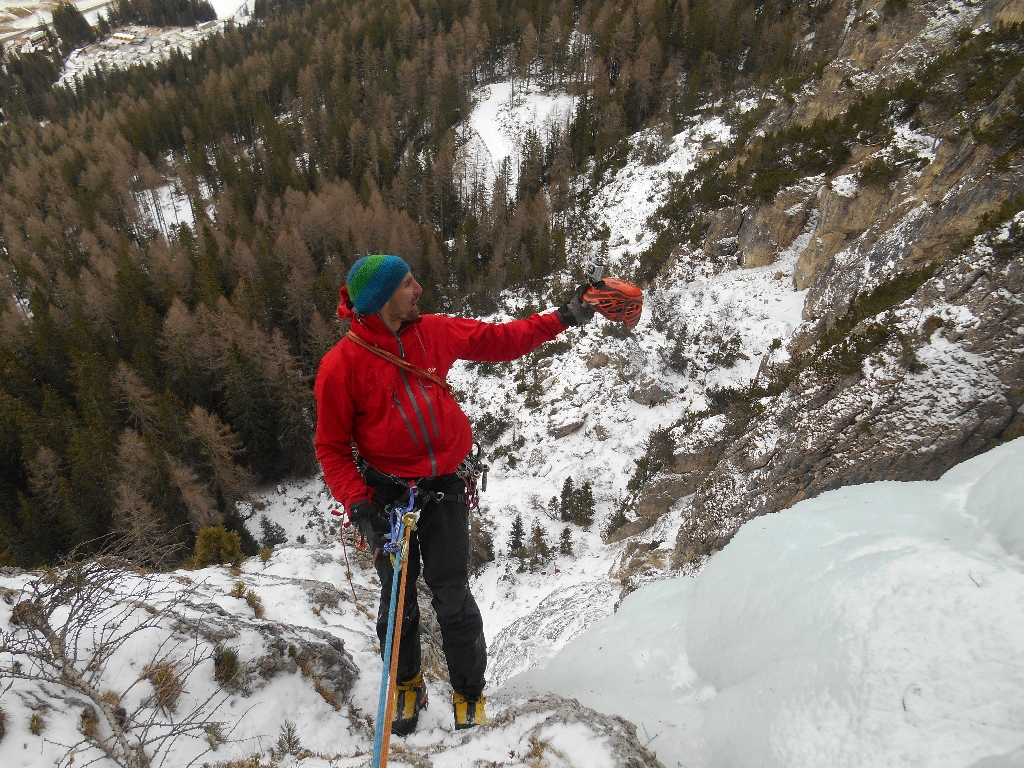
[28,711,44,736]
[79,707,100,739]
[313,678,341,710]
[204,723,225,751]
[245,590,265,619]
[145,662,184,712]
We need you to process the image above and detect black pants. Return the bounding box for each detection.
[367,471,487,699]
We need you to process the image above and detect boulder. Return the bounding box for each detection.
[703,205,744,263]
[548,409,585,438]
[736,182,816,268]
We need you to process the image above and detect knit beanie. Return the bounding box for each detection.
[346,255,411,315]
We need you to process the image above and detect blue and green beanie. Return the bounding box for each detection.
[346,255,410,315]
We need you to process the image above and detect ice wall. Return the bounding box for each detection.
[506,438,1024,768]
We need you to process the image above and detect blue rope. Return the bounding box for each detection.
[371,488,417,768]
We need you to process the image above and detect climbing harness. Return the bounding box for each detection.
[456,443,489,514]
[372,485,420,768]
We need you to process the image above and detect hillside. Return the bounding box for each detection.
[0,0,1022,764]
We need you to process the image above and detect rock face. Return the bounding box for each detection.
[488,694,666,768]
[672,186,1024,566]
[641,0,1024,567]
[174,582,359,712]
[737,182,817,268]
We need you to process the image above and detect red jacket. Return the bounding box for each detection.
[315,296,567,508]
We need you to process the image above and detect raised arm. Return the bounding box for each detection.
[444,311,569,363]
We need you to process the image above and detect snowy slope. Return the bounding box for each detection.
[242,84,813,690]
[3,442,1020,767]
[456,82,575,196]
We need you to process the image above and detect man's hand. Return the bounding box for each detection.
[557,284,595,327]
[348,500,391,551]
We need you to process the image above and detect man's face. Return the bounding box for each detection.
[380,272,422,327]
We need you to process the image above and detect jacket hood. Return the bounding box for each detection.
[337,286,356,320]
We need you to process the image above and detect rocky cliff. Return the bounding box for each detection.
[625,0,1024,573]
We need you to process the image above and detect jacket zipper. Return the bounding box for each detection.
[392,392,418,445]
[418,380,440,438]
[392,328,437,476]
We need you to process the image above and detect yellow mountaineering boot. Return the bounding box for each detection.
[391,672,428,737]
[453,692,487,730]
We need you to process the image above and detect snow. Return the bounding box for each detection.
[507,437,1024,768]
[893,122,940,163]
[590,116,733,275]
[456,81,575,198]
[209,0,253,19]
[133,181,195,237]
[832,173,859,198]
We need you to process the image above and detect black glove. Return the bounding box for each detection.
[348,500,391,551]
[557,284,595,327]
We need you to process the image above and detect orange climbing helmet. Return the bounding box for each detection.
[581,277,644,329]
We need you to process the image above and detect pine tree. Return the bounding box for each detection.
[51,1,96,56]
[508,512,525,559]
[259,515,287,547]
[559,476,574,521]
[573,481,596,529]
[528,518,549,571]
[470,513,495,573]
[559,526,573,556]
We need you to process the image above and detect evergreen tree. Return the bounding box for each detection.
[470,514,495,573]
[573,481,596,529]
[508,513,525,559]
[259,515,287,547]
[528,518,550,571]
[51,1,96,56]
[559,476,574,521]
[559,526,573,556]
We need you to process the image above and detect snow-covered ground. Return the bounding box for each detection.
[133,181,196,238]
[456,81,575,199]
[2,440,1020,767]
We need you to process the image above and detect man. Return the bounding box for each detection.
[314,254,593,735]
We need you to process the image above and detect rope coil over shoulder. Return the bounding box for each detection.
[346,331,454,397]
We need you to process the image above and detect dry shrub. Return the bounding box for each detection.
[259,546,273,563]
[204,723,225,751]
[29,711,44,735]
[79,707,99,738]
[146,663,184,712]
[210,758,269,768]
[229,581,246,598]
[245,590,265,618]
[313,679,341,711]
[0,705,6,742]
